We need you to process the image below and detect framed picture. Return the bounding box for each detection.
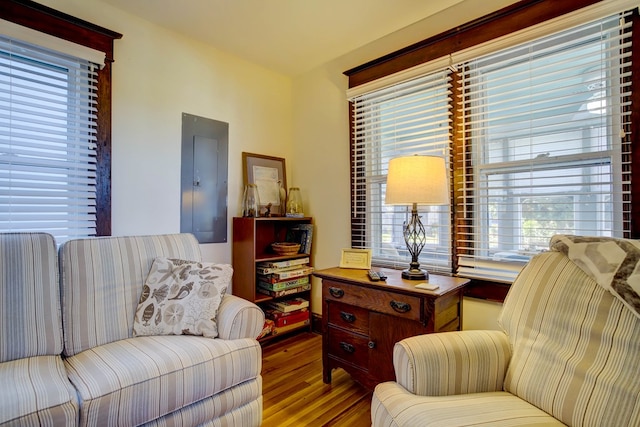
[339,248,372,270]
[242,152,286,215]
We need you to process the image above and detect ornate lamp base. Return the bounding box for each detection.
[402,267,428,280]
[401,203,429,281]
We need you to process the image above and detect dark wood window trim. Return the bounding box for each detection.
[0,0,122,236]
[345,0,640,302]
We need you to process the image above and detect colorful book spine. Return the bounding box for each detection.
[257,283,311,297]
[257,276,309,291]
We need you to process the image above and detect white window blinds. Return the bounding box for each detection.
[0,36,99,242]
[350,71,453,273]
[456,12,632,282]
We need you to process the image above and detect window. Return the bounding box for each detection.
[457,12,632,281]
[349,71,453,274]
[0,37,99,241]
[0,1,121,240]
[346,0,637,285]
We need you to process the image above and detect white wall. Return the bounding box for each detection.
[41,0,294,264]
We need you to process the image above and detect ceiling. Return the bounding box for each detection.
[100,0,466,76]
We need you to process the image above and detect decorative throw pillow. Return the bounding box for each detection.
[133,257,232,338]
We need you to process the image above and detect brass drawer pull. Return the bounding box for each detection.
[329,287,344,298]
[390,300,411,313]
[340,342,355,353]
[340,311,356,323]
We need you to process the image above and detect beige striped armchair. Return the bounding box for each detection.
[372,235,640,426]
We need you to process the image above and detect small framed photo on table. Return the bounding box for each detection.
[339,248,372,270]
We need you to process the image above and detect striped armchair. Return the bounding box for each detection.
[372,235,640,426]
[0,233,78,426]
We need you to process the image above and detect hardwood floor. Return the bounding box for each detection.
[261,332,372,427]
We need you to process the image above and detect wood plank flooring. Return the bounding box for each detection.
[261,332,372,427]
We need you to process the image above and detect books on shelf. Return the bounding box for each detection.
[266,297,309,313]
[286,224,313,255]
[258,266,314,283]
[257,276,309,291]
[257,283,311,297]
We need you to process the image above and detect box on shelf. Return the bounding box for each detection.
[266,297,309,313]
[258,266,314,283]
[266,308,310,327]
[271,318,310,336]
[257,283,311,297]
[257,276,309,291]
[257,257,309,271]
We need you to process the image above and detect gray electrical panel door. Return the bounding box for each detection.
[181,113,228,243]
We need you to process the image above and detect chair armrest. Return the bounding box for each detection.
[394,330,510,396]
[217,294,265,340]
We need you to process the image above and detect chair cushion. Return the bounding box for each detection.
[59,234,202,357]
[64,335,261,426]
[0,355,78,426]
[0,232,62,361]
[500,250,640,426]
[372,382,563,427]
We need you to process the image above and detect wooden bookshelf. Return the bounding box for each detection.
[232,216,313,340]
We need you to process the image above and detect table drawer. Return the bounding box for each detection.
[324,280,422,322]
[327,326,369,368]
[327,301,369,335]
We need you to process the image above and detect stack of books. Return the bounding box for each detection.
[256,257,313,297]
[265,297,310,335]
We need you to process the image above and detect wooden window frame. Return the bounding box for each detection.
[0,0,122,236]
[345,0,640,302]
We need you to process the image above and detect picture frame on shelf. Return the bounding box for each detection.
[339,248,372,270]
[242,152,286,216]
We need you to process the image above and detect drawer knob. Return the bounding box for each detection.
[340,342,355,353]
[368,341,376,349]
[329,287,344,298]
[390,300,411,313]
[340,311,356,323]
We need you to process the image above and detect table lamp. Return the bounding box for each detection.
[385,155,449,280]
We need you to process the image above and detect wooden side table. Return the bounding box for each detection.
[314,267,469,390]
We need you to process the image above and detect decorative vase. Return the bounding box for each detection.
[286,187,304,217]
[242,184,260,217]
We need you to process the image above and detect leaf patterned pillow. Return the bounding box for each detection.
[133,257,232,338]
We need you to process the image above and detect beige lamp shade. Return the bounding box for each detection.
[385,155,449,205]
